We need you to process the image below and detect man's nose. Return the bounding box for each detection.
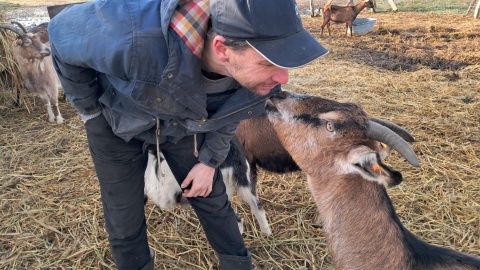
[272,68,289,85]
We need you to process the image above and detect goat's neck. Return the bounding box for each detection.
[354,1,368,14]
[308,172,480,270]
[308,172,412,270]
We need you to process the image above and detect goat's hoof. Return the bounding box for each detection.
[56,117,64,124]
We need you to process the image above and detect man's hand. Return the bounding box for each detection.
[181,163,215,198]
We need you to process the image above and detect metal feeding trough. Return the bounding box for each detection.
[351,18,377,35]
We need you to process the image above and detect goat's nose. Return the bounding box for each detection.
[275,91,288,99]
[41,47,51,57]
[41,50,51,57]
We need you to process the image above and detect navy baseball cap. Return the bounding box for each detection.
[210,0,329,69]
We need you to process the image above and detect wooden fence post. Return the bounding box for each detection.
[387,0,398,12]
[325,0,335,6]
[466,0,477,15]
[310,0,315,17]
[475,0,480,18]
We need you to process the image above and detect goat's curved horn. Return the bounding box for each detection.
[370,117,415,142]
[366,121,420,167]
[10,21,27,33]
[0,24,26,37]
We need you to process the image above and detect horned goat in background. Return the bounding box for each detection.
[27,22,66,102]
[144,138,272,236]
[265,91,480,270]
[0,21,63,123]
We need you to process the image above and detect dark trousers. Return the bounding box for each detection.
[85,114,248,270]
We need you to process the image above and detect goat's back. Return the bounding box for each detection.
[236,115,299,173]
[405,232,480,270]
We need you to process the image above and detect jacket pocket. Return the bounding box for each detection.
[131,80,186,116]
[98,80,156,141]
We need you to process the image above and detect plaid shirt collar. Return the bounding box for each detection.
[170,0,210,58]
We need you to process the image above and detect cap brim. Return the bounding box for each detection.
[247,29,329,69]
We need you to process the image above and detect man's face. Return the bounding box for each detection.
[225,47,289,96]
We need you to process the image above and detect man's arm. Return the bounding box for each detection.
[51,45,102,119]
[47,1,133,120]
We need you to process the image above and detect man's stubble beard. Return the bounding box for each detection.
[225,65,264,96]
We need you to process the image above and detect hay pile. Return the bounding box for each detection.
[0,11,479,270]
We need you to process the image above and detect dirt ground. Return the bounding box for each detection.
[0,6,479,270]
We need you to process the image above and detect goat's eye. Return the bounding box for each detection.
[326,121,334,132]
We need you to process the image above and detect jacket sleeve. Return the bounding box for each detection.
[197,121,239,168]
[47,1,133,116]
[50,44,102,116]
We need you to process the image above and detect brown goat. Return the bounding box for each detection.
[265,91,480,269]
[236,102,416,207]
[0,22,63,123]
[321,0,375,37]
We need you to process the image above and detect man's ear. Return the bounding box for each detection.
[211,35,229,62]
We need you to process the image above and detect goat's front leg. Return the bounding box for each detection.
[45,101,55,123]
[53,102,64,124]
[38,92,56,122]
[320,22,326,36]
[49,94,64,124]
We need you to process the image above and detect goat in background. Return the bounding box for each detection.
[321,0,375,37]
[27,22,66,102]
[0,22,63,123]
[266,91,480,269]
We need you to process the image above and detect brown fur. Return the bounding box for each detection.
[266,91,480,270]
[321,0,375,37]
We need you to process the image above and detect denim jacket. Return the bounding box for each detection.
[49,0,280,167]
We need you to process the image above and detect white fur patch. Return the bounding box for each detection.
[144,152,272,235]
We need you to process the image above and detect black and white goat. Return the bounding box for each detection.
[144,138,272,235]
[265,91,480,269]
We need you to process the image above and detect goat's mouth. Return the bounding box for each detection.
[352,155,403,187]
[354,159,382,178]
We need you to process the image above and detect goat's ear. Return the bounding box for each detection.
[39,31,49,43]
[374,141,392,159]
